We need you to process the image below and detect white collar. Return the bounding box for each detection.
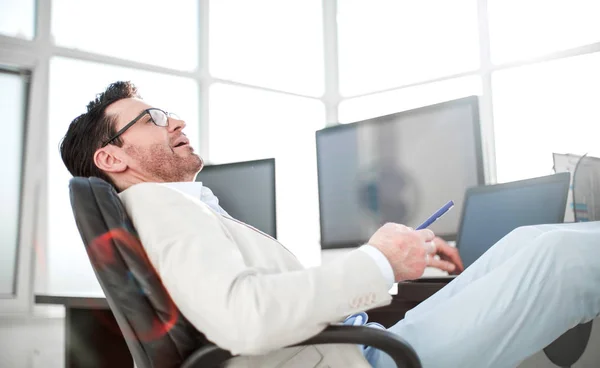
[161,181,229,216]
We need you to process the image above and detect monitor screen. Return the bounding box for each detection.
[316,96,484,249]
[195,158,277,238]
[456,173,570,268]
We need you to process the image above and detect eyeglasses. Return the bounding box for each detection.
[101,108,180,147]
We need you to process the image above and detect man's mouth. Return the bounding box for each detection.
[173,136,190,148]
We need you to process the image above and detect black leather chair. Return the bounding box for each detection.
[69,176,421,368]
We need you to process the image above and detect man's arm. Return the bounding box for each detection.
[358,244,395,287]
[120,183,393,355]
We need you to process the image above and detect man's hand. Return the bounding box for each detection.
[429,236,464,275]
[368,223,436,282]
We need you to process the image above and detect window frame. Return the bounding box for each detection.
[0,67,31,299]
[0,50,40,315]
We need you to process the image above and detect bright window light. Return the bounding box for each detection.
[493,53,600,183]
[0,0,35,39]
[339,76,481,124]
[209,0,324,96]
[488,0,600,64]
[337,0,480,96]
[209,83,325,266]
[52,0,198,71]
[0,71,27,296]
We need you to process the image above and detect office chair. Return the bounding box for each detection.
[543,153,599,367]
[572,153,600,222]
[68,176,421,368]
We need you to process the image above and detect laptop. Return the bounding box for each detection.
[420,172,571,280]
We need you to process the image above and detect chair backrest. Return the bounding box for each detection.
[544,154,597,366]
[573,154,600,222]
[69,177,208,368]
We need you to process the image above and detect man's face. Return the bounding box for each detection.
[104,98,203,182]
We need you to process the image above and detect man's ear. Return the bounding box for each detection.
[94,146,127,174]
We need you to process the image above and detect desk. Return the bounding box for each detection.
[369,279,451,328]
[35,295,133,368]
[35,280,450,368]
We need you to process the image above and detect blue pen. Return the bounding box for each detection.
[416,200,455,230]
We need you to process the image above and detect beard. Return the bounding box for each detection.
[125,143,203,182]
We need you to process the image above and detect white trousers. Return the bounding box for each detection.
[375,222,600,368]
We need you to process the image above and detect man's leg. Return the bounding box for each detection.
[376,222,600,368]
[404,225,549,320]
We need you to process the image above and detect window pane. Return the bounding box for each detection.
[493,53,600,184]
[47,57,199,295]
[209,0,324,96]
[338,0,479,96]
[0,70,27,296]
[52,0,198,70]
[489,0,600,64]
[0,0,35,39]
[339,76,481,123]
[209,83,325,266]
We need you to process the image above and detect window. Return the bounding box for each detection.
[46,57,199,294]
[2,0,599,304]
[0,69,29,296]
[51,0,198,70]
[209,83,325,266]
[0,0,35,39]
[209,0,324,96]
[337,0,479,96]
[492,53,600,184]
[488,0,600,64]
[339,76,481,123]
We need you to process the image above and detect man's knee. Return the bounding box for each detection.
[531,229,574,265]
[503,225,545,244]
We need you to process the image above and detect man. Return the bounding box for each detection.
[60,81,600,367]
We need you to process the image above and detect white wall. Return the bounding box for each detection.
[0,315,64,368]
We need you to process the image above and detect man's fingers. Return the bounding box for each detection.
[416,229,435,242]
[392,223,412,233]
[428,258,456,273]
[437,243,465,272]
[423,240,437,254]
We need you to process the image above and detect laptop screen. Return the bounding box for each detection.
[457,173,570,268]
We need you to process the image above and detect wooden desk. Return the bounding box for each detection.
[369,279,450,327]
[35,279,450,367]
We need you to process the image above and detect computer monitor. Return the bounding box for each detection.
[195,158,277,238]
[316,96,485,249]
[456,172,570,268]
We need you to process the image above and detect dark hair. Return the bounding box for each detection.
[60,81,140,187]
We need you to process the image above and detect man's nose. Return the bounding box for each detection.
[167,116,186,132]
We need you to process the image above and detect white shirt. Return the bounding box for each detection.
[162,181,395,288]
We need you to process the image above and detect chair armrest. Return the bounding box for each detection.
[180,325,421,368]
[180,344,232,368]
[297,325,421,368]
